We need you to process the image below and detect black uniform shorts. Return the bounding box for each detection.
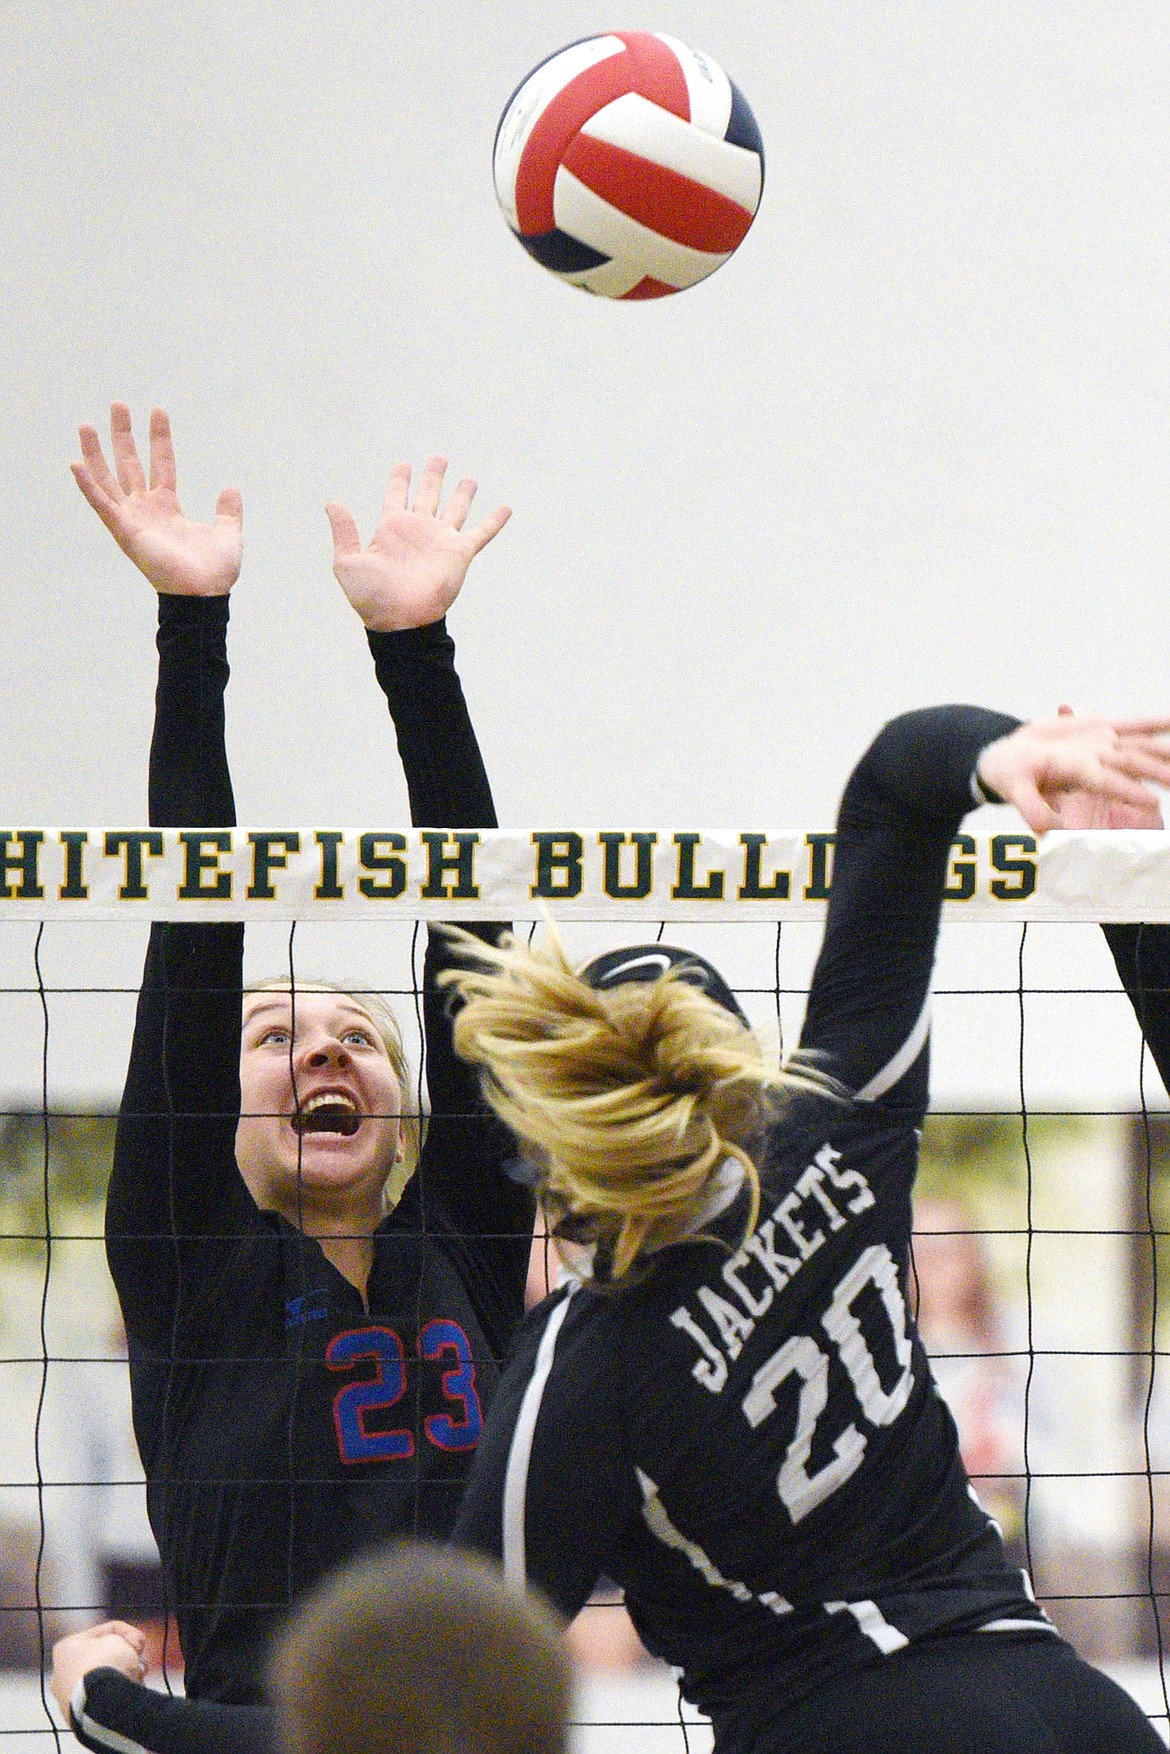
[719,1632,1164,1754]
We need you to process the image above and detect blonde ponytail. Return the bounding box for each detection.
[442,928,825,1282]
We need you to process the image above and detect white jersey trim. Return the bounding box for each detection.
[977,1617,1059,1635]
[825,1598,909,1654]
[636,1468,793,1616]
[72,1679,152,1754]
[855,990,932,1103]
[502,1287,577,1592]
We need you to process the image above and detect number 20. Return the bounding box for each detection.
[741,1244,914,1524]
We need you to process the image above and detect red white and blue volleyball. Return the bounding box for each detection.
[493,31,764,300]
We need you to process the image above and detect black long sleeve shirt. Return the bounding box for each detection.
[454,706,1059,1751]
[105,597,533,1705]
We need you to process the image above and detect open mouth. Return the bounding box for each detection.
[293,1093,362,1138]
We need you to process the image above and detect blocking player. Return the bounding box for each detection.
[445,705,1170,1753]
[70,407,534,1706]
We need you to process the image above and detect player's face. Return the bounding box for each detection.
[236,989,405,1228]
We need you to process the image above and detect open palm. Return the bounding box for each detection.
[1047,706,1165,829]
[978,708,1170,834]
[72,404,242,597]
[326,456,511,631]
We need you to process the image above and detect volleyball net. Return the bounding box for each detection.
[3,823,1170,1747]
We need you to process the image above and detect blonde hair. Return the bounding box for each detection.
[442,928,823,1282]
[245,979,419,1210]
[269,1541,570,1754]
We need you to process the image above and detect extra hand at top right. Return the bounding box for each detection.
[977,709,1170,836]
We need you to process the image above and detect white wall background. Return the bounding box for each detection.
[2,1,1170,1102]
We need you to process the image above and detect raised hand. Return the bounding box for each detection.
[1043,705,1166,830]
[72,404,242,597]
[51,1621,147,1724]
[325,456,511,631]
[977,710,1170,836]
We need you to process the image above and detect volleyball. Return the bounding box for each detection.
[492,31,764,300]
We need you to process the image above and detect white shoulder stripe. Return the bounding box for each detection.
[502,1288,577,1592]
[855,990,932,1103]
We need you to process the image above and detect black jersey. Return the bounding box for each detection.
[105,597,533,1705]
[453,705,1069,1744]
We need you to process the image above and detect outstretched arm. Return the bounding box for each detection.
[76,407,255,1348]
[800,706,1170,1110]
[327,461,533,1352]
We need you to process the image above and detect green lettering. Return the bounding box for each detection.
[531,832,583,899]
[672,833,725,900]
[739,835,789,901]
[59,831,88,900]
[0,832,44,900]
[944,834,977,902]
[104,831,164,900]
[990,834,1037,901]
[804,834,835,901]
[358,833,407,899]
[420,832,480,901]
[248,832,301,901]
[599,833,656,900]
[179,831,232,900]
[315,832,345,900]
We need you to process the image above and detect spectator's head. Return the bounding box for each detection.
[268,1543,571,1754]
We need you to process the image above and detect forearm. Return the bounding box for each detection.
[852,705,1022,831]
[109,598,247,1290]
[70,1670,275,1754]
[120,592,243,1133]
[799,705,1020,1099]
[151,596,234,828]
[372,622,532,1271]
[367,621,496,829]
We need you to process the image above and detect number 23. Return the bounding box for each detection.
[327,1320,484,1466]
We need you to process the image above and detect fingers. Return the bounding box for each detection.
[465,502,513,555]
[381,462,411,521]
[216,485,243,528]
[1010,779,1056,836]
[325,501,362,559]
[414,454,448,518]
[1108,716,1170,737]
[110,402,147,495]
[84,1620,145,1652]
[70,461,122,533]
[77,422,121,503]
[1100,745,1170,785]
[443,475,477,530]
[1087,766,1160,808]
[149,407,177,493]
[374,455,504,535]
